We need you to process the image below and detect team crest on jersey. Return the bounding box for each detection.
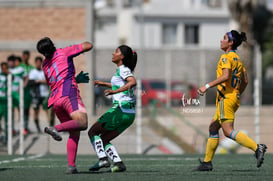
[222,58,227,63]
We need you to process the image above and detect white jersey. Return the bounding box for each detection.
[10,66,26,93]
[111,65,135,113]
[29,69,48,97]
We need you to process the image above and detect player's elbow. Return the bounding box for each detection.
[130,79,137,88]
[132,80,137,87]
[243,79,248,85]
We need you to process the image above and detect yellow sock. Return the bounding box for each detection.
[204,138,219,162]
[231,131,257,151]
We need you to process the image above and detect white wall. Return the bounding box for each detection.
[96,22,118,48]
[200,23,229,48]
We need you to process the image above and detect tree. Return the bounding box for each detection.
[227,0,270,104]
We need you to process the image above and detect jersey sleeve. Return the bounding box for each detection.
[120,66,133,80]
[62,44,83,58]
[19,66,27,78]
[219,54,232,69]
[28,70,35,80]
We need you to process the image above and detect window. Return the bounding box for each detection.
[207,0,222,8]
[162,24,177,46]
[106,0,115,7]
[184,24,199,44]
[123,0,133,8]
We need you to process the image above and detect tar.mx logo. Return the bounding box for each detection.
[181,94,203,113]
[181,94,200,107]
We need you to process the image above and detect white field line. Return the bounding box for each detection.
[0,153,45,165]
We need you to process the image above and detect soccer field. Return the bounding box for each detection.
[0,154,272,181]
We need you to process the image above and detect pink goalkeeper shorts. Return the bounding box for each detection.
[53,96,86,123]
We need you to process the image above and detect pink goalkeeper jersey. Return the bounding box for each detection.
[42,44,83,108]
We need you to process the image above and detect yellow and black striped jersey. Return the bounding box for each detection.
[216,50,246,100]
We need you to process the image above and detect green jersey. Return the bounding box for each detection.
[20,63,34,75]
[111,65,135,114]
[0,73,8,98]
[10,66,26,93]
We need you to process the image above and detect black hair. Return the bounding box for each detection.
[118,45,137,72]
[35,56,43,62]
[36,37,56,59]
[7,54,16,62]
[228,30,247,50]
[1,62,8,67]
[23,50,30,56]
[15,56,22,63]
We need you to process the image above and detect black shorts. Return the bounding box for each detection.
[32,97,46,110]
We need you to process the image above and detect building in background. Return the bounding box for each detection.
[95,0,230,49]
[2,0,271,105]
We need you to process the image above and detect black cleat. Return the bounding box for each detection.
[89,157,111,171]
[44,127,62,141]
[192,159,213,171]
[255,144,267,168]
[110,162,126,172]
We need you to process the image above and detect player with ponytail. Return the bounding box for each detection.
[88,45,137,172]
[194,30,267,171]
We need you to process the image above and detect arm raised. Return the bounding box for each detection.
[81,42,93,52]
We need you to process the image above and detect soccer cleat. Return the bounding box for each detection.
[66,165,78,174]
[44,127,62,141]
[110,162,126,172]
[89,157,111,171]
[23,129,29,136]
[192,159,213,171]
[255,144,267,168]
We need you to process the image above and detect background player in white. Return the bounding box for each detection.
[29,56,48,133]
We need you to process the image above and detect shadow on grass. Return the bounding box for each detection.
[77,170,161,174]
[231,169,259,172]
[0,168,13,172]
[24,136,39,154]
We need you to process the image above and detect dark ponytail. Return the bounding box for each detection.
[228,30,247,50]
[37,37,56,59]
[118,45,137,72]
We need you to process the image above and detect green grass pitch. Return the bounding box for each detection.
[0,154,272,181]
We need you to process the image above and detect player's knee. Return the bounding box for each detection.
[72,112,88,130]
[79,120,88,131]
[88,128,95,138]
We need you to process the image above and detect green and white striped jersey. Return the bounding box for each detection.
[21,63,34,76]
[10,66,26,93]
[0,73,8,98]
[111,65,135,114]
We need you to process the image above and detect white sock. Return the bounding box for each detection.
[90,135,107,159]
[104,143,122,163]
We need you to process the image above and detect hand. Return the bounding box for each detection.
[104,89,115,96]
[198,86,207,96]
[76,71,90,83]
[94,80,103,87]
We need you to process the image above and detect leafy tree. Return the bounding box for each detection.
[228,0,271,104]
